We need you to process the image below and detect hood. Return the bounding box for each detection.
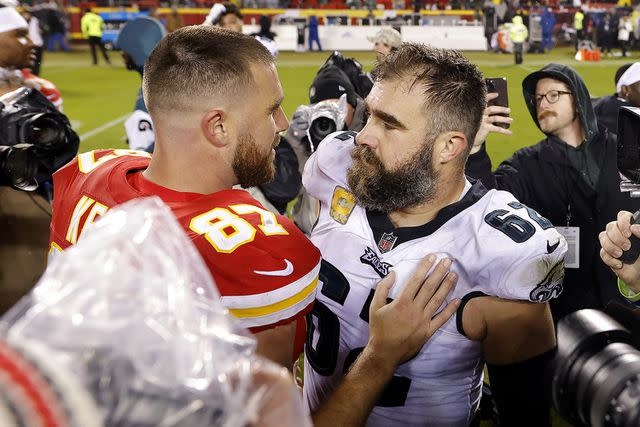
[522,63,598,144]
[117,17,166,70]
[512,16,523,25]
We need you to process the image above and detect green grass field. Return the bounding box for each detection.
[43,46,628,168]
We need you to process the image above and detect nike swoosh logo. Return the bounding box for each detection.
[547,240,560,254]
[254,259,294,277]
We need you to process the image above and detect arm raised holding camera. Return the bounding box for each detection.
[600,211,640,299]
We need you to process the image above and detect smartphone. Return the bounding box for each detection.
[484,77,510,129]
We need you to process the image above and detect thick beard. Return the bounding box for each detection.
[232,133,277,188]
[347,141,439,213]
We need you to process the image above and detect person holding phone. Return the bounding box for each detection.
[467,63,640,323]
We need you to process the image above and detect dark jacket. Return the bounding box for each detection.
[593,93,628,136]
[466,63,640,321]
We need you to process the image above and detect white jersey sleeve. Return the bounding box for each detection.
[473,189,567,303]
[125,110,155,152]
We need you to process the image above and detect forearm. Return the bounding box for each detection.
[312,347,395,427]
[488,348,555,427]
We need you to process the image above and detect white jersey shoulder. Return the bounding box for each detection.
[302,130,356,202]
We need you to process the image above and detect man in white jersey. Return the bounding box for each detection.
[303,43,568,426]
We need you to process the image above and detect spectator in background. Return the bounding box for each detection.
[46,0,69,52]
[540,6,556,52]
[509,15,528,64]
[467,63,640,322]
[593,62,634,136]
[251,15,278,56]
[574,8,584,50]
[308,15,321,51]
[367,26,401,63]
[164,7,184,32]
[81,8,110,65]
[218,2,243,32]
[618,13,632,57]
[0,7,62,108]
[21,8,43,75]
[599,11,615,56]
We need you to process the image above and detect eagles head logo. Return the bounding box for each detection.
[529,261,565,302]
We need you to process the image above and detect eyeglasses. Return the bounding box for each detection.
[535,90,573,105]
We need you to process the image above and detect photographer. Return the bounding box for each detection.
[467,64,640,322]
[286,61,369,233]
[0,6,79,315]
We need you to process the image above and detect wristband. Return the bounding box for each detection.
[618,277,640,302]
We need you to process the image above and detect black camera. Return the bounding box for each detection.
[552,308,640,427]
[549,106,640,426]
[0,87,79,191]
[319,51,373,99]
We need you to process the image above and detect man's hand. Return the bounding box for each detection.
[288,105,311,141]
[471,92,513,154]
[599,210,640,293]
[366,255,460,367]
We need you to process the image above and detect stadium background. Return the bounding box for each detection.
[54,46,620,169]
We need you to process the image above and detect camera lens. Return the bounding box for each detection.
[22,113,66,151]
[309,116,337,147]
[552,310,640,427]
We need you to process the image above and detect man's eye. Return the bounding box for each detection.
[383,122,395,130]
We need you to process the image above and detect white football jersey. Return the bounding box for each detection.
[302,132,567,427]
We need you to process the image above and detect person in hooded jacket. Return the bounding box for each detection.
[466,63,640,322]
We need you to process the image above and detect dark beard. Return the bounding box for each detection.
[346,141,438,213]
[232,133,277,188]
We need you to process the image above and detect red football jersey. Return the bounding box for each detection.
[49,149,321,341]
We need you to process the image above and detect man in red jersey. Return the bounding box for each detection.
[48,26,321,368]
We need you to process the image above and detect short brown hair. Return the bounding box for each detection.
[142,25,273,113]
[376,43,486,152]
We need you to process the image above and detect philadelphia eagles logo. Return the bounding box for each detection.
[360,247,392,278]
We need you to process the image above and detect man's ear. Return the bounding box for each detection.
[437,131,468,164]
[620,85,630,100]
[201,109,230,147]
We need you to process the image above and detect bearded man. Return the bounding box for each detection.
[302,44,566,426]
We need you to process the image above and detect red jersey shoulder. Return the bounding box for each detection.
[50,150,151,252]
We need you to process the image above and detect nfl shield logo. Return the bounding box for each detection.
[378,232,397,254]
